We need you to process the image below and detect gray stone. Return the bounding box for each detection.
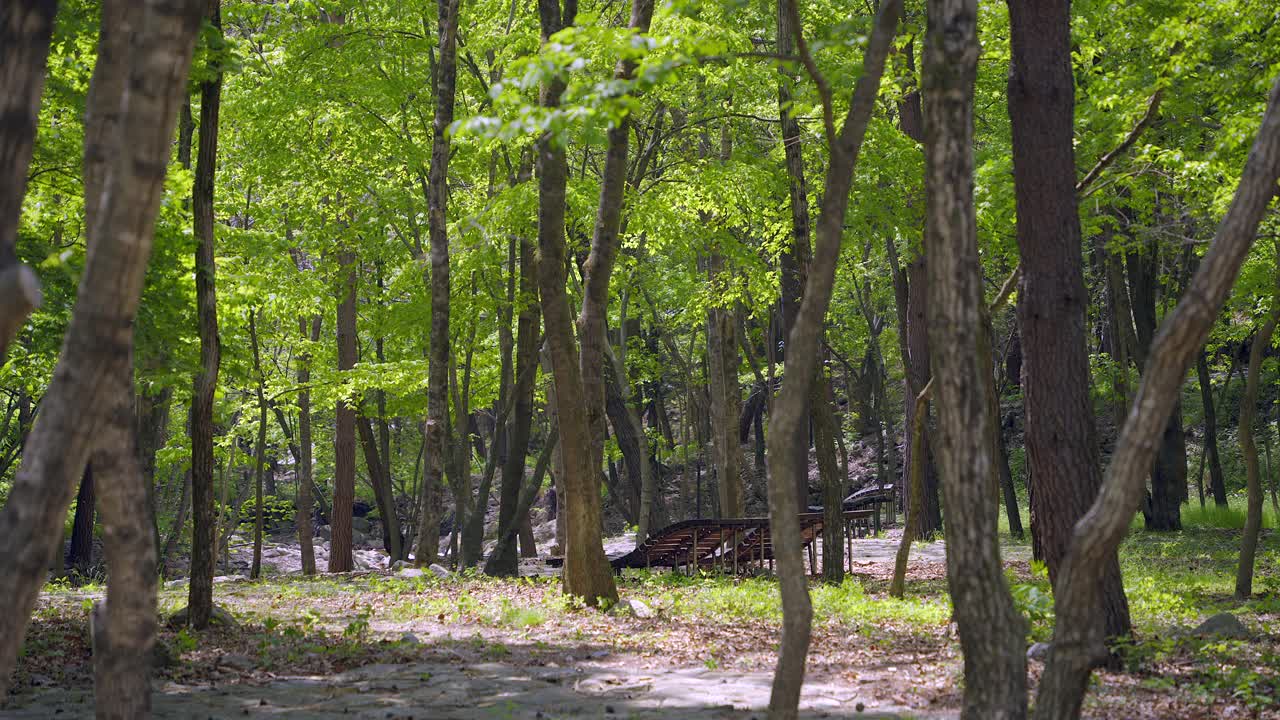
[1191,612,1250,639]
[428,563,452,579]
[163,578,189,589]
[400,633,420,645]
[1026,642,1051,662]
[608,598,654,619]
[398,567,425,578]
[217,653,255,672]
[391,560,412,572]
[316,525,332,540]
[212,574,246,584]
[351,517,372,534]
[351,529,368,546]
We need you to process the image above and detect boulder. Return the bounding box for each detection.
[217,653,255,672]
[398,567,425,579]
[316,525,332,540]
[351,516,372,534]
[1026,642,1051,662]
[428,563,451,579]
[607,598,654,619]
[1191,613,1250,639]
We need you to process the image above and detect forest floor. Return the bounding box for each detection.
[6,524,1279,719]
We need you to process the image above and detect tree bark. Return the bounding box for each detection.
[330,248,358,572]
[0,0,52,363]
[535,0,621,607]
[707,253,744,519]
[1196,351,1230,506]
[0,0,202,696]
[1006,0,1131,641]
[415,0,460,569]
[296,315,320,574]
[66,464,96,573]
[923,0,1029,714]
[767,1,900,716]
[188,0,224,628]
[1236,303,1277,599]
[358,416,403,561]
[1034,74,1280,720]
[248,309,269,579]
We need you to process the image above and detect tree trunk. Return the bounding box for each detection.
[330,248,358,572]
[187,0,224,629]
[297,315,320,574]
[776,0,814,510]
[707,253,744,519]
[767,1,899,716]
[92,353,160,720]
[890,383,929,598]
[1034,74,1280,720]
[924,0,1029,714]
[66,464,96,573]
[415,0,460,569]
[1236,304,1277,599]
[1196,352,1230,506]
[249,309,269,579]
[0,0,202,696]
[159,469,191,572]
[0,0,52,363]
[1006,0,1131,641]
[487,235,540,576]
[895,43,943,539]
[358,416,403,561]
[814,376,843,582]
[534,0,622,607]
[1128,244,1185,530]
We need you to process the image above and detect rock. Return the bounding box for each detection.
[398,567,425,578]
[163,578,189,589]
[166,604,242,630]
[391,560,412,572]
[400,633,420,645]
[316,525,332,540]
[217,653,255,672]
[1026,642,1051,662]
[213,574,246,584]
[351,517,372,534]
[28,673,54,687]
[351,529,368,546]
[428,563,451,579]
[608,598,654,619]
[1191,612,1250,639]
[152,640,179,668]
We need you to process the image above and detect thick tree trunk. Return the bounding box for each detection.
[188,0,224,629]
[1034,74,1280,720]
[330,249,358,572]
[1196,352,1230,506]
[767,1,899,716]
[1236,305,1277,599]
[1006,0,1131,641]
[92,355,160,720]
[416,0,460,569]
[66,464,96,572]
[1128,245,1185,530]
[707,253,744,519]
[0,0,202,696]
[923,1,1029,715]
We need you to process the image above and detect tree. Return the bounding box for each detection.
[1236,281,1277,599]
[188,0,225,628]
[766,0,900,714]
[415,0,461,569]
[1034,74,1280,720]
[1006,0,1131,641]
[330,248,357,572]
[0,0,205,698]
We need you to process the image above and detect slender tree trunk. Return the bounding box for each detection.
[1236,302,1277,599]
[707,253,744,519]
[159,469,191,571]
[776,0,814,509]
[924,1,1028,714]
[188,0,224,628]
[249,309,269,579]
[66,464,96,572]
[1035,74,1280,720]
[891,383,930,598]
[0,0,202,696]
[297,315,320,574]
[767,1,899,716]
[814,376,843,582]
[330,249,358,572]
[1196,352,1230,506]
[1006,0,1131,641]
[358,417,403,560]
[415,0,460,569]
